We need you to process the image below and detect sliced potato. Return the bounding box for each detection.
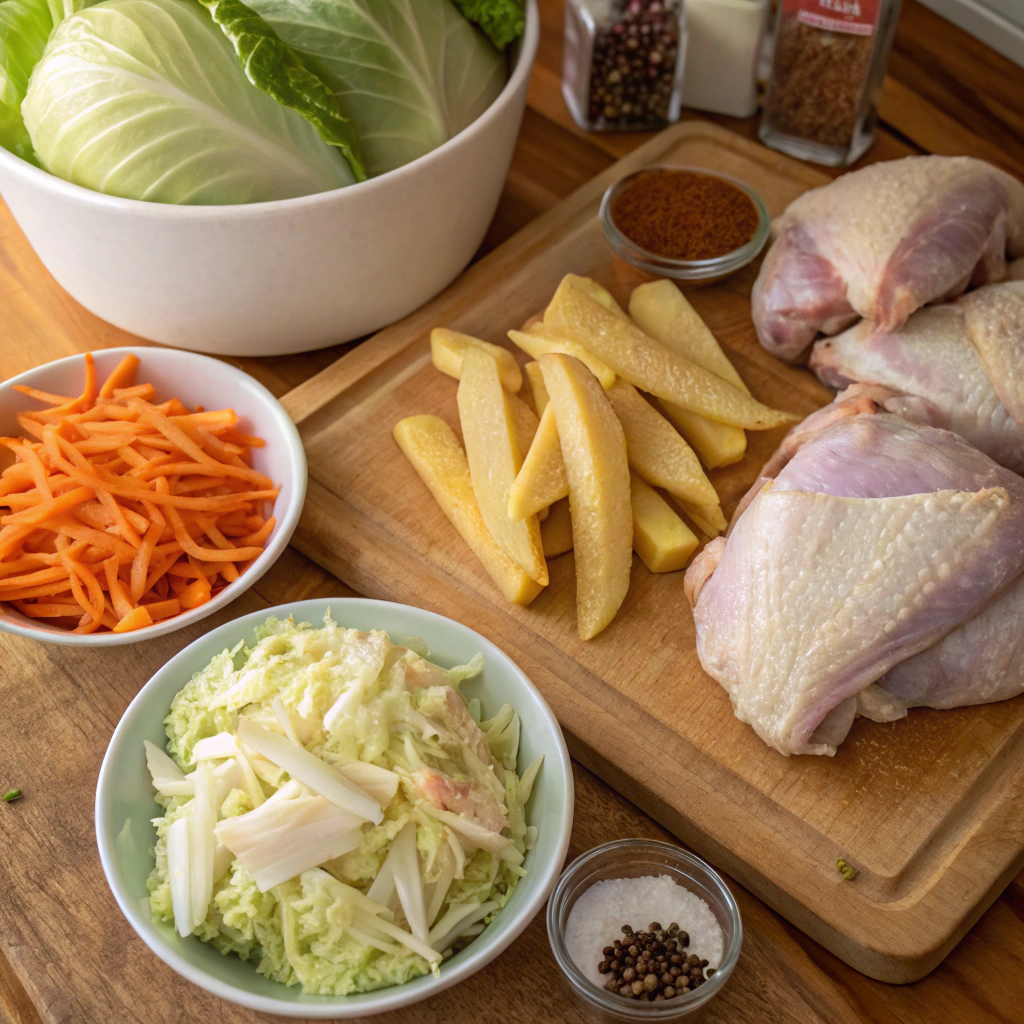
[431,328,523,392]
[674,496,728,539]
[629,280,749,393]
[561,274,628,318]
[508,390,539,457]
[544,276,795,429]
[508,404,569,522]
[630,473,698,573]
[606,379,719,506]
[524,361,549,416]
[630,280,748,467]
[458,347,548,586]
[393,416,544,605]
[508,328,617,389]
[541,497,573,558]
[658,400,747,470]
[540,353,631,640]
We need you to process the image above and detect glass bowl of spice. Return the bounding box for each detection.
[600,166,769,283]
[547,839,742,1021]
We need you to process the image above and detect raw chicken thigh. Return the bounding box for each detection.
[752,156,1024,362]
[809,282,1024,472]
[685,395,1024,756]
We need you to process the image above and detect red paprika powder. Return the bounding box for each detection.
[610,169,760,261]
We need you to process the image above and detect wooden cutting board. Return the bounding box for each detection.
[279,120,1024,984]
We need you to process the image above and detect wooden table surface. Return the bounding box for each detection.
[1,2,1023,1022]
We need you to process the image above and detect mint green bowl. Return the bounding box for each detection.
[95,598,574,1017]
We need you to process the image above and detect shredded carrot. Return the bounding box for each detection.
[113,605,153,633]
[179,577,212,610]
[139,598,180,620]
[1,485,94,526]
[0,355,275,633]
[11,601,84,618]
[98,355,140,399]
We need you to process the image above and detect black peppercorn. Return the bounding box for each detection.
[578,0,681,130]
[594,922,713,1002]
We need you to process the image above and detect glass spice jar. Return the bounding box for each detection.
[759,0,902,167]
[562,0,688,132]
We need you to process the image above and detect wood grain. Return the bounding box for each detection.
[2,0,1024,1020]
[281,121,1024,982]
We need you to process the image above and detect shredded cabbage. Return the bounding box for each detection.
[143,612,541,996]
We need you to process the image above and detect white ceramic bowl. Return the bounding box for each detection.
[0,5,539,356]
[96,597,575,1017]
[0,347,306,645]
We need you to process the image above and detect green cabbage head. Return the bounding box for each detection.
[245,0,507,177]
[22,0,355,203]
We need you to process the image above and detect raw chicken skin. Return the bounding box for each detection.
[752,156,1024,361]
[686,409,1024,756]
[880,573,1024,710]
[809,288,1024,472]
[959,280,1024,428]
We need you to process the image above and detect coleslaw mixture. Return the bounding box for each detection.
[144,613,541,995]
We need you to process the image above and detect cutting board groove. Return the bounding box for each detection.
[284,120,1024,983]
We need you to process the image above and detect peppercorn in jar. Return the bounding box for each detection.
[562,0,688,131]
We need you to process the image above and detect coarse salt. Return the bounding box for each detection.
[564,875,724,990]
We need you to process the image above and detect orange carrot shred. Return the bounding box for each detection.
[113,605,153,633]
[98,355,140,399]
[179,577,212,610]
[1,354,274,633]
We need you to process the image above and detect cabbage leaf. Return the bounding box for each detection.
[197,0,364,179]
[0,0,52,162]
[450,0,523,49]
[243,0,507,176]
[22,0,355,203]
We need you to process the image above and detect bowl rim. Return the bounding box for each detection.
[0,346,307,646]
[94,596,575,1017]
[0,0,540,217]
[545,838,744,1019]
[598,166,770,281]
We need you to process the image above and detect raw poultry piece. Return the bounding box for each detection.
[809,281,1024,472]
[685,396,1024,756]
[752,156,1024,362]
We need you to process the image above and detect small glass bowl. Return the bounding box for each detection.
[547,839,742,1022]
[599,167,770,283]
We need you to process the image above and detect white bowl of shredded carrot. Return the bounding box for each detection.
[0,348,306,645]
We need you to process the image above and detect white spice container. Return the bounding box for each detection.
[547,840,743,1020]
[680,0,770,117]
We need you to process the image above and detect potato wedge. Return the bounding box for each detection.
[629,280,749,392]
[674,497,728,539]
[658,400,747,469]
[561,274,628,318]
[508,404,569,521]
[629,280,747,467]
[630,473,698,573]
[458,347,548,586]
[431,328,523,392]
[508,328,617,389]
[393,416,543,606]
[544,276,796,429]
[541,497,573,557]
[508,390,539,457]
[606,379,719,506]
[524,361,549,416]
[540,353,631,640]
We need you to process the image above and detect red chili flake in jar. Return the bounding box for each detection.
[609,169,760,261]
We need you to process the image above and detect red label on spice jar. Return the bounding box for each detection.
[781,0,880,34]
